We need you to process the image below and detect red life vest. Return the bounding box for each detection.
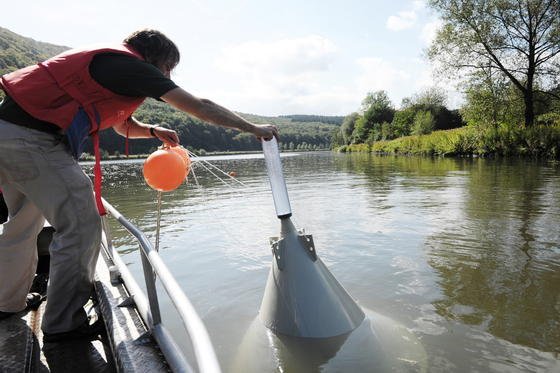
[0,44,147,215]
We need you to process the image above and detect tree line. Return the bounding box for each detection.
[86,100,337,156]
[279,114,344,125]
[331,89,464,147]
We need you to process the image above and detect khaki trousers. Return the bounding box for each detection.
[0,119,101,334]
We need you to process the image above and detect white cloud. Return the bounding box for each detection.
[400,58,465,109]
[215,35,337,76]
[208,83,358,116]
[412,0,426,11]
[386,11,417,31]
[355,57,411,95]
[209,35,360,115]
[212,42,457,114]
[206,31,461,115]
[352,56,464,109]
[386,1,427,32]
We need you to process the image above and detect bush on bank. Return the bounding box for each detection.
[336,122,560,158]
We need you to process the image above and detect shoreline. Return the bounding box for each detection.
[80,149,331,162]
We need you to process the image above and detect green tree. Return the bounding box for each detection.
[408,88,462,131]
[352,91,395,143]
[391,88,462,137]
[428,0,560,126]
[461,80,525,127]
[381,122,394,140]
[330,128,345,147]
[391,108,416,137]
[410,87,448,107]
[412,111,435,135]
[340,112,360,144]
[366,122,382,143]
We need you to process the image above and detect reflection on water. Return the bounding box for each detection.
[427,160,560,353]
[86,153,560,372]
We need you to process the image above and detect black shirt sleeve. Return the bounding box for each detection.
[89,53,179,99]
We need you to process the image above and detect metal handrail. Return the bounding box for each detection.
[101,198,221,373]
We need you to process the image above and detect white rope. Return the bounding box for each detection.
[185,154,269,249]
[191,160,234,188]
[188,151,249,187]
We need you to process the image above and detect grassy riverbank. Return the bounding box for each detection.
[337,123,560,158]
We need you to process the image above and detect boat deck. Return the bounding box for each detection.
[0,300,116,372]
[0,246,170,373]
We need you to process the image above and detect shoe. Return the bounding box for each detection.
[43,319,105,343]
[26,292,43,310]
[30,273,49,296]
[25,293,45,311]
[0,293,43,320]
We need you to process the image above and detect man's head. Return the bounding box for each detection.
[124,29,180,77]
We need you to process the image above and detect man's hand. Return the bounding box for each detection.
[252,124,279,141]
[153,126,180,146]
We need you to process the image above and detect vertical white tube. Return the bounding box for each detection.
[262,138,292,219]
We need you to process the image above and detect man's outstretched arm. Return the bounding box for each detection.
[161,87,278,140]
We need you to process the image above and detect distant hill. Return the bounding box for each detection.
[0,27,341,154]
[96,100,339,155]
[0,27,69,76]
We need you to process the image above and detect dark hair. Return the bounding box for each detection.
[124,29,180,71]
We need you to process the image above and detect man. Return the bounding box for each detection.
[0,29,278,342]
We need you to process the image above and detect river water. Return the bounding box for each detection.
[93,152,560,372]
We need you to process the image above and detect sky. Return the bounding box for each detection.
[3,0,460,116]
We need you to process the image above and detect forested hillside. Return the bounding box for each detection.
[0,27,339,155]
[93,100,338,156]
[0,27,68,76]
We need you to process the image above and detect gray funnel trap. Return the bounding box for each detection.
[259,139,365,338]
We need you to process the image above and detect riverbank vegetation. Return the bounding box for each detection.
[339,121,560,158]
[332,1,560,158]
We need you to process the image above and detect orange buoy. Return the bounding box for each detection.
[143,149,187,191]
[228,171,237,177]
[170,146,192,175]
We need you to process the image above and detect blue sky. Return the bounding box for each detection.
[4,0,458,116]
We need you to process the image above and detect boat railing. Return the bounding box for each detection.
[100,197,221,373]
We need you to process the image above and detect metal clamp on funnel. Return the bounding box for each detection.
[262,138,292,219]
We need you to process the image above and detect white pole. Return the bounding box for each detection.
[261,138,292,219]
